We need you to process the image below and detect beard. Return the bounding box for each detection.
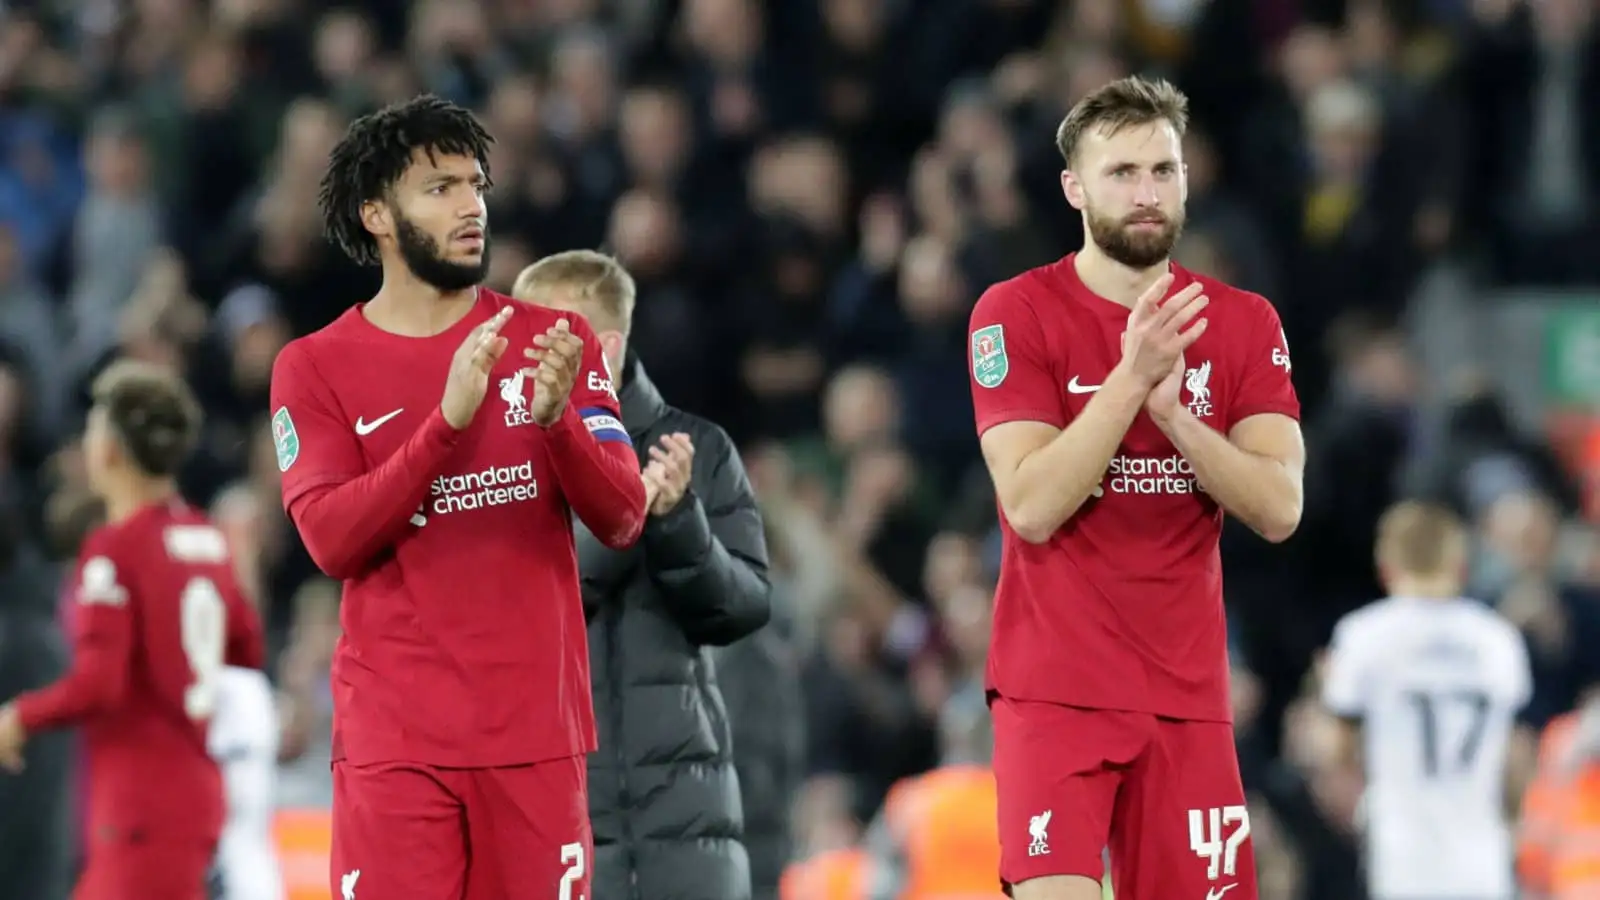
[396,215,491,292]
[1085,204,1184,269]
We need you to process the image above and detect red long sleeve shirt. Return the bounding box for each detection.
[269,289,645,767]
[16,501,264,840]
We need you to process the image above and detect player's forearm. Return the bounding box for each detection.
[15,651,127,731]
[290,407,462,579]
[1155,407,1303,542]
[545,405,647,548]
[1004,367,1147,543]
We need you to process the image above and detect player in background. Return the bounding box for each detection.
[270,95,647,900]
[969,76,1304,900]
[0,360,265,900]
[1321,501,1536,900]
[208,664,285,900]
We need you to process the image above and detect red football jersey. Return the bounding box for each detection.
[270,288,638,768]
[970,256,1299,721]
[16,500,264,840]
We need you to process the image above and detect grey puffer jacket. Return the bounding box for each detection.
[577,357,772,900]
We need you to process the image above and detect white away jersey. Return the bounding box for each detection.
[1322,596,1531,900]
[208,666,285,900]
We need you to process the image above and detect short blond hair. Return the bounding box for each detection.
[1376,500,1467,578]
[1056,75,1190,166]
[512,250,636,335]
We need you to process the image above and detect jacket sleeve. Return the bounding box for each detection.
[643,424,771,646]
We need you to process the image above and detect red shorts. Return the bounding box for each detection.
[73,832,214,900]
[331,756,592,900]
[992,696,1257,900]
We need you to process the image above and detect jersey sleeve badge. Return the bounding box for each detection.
[272,407,300,472]
[971,324,1009,388]
[79,555,129,606]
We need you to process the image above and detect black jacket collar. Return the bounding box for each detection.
[619,348,668,437]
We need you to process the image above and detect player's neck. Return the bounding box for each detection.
[101,477,177,524]
[366,270,480,338]
[1074,244,1171,309]
[1388,576,1462,600]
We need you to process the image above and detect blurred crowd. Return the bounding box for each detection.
[1,0,1599,898]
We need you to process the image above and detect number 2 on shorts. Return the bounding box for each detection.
[558,841,586,900]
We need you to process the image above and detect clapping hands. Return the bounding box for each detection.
[1120,274,1209,420]
[525,318,584,427]
[641,433,694,516]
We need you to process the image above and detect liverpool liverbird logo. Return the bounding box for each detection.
[1184,360,1213,416]
[1185,360,1212,405]
[499,369,527,410]
[1028,810,1052,857]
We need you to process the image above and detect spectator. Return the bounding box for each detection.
[1479,491,1600,728]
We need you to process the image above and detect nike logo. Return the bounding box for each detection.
[1067,376,1101,394]
[354,409,404,436]
[1206,884,1238,900]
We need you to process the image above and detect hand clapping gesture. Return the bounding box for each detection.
[524,318,585,427]
[440,307,513,430]
[1119,274,1209,419]
[641,433,694,516]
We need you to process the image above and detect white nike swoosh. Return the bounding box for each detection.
[1067,376,1102,394]
[1206,884,1239,900]
[354,409,404,436]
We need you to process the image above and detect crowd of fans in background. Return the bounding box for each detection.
[1,0,1598,898]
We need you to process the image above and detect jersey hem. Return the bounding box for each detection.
[985,688,1234,724]
[331,743,598,771]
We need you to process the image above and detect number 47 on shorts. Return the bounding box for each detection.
[1189,805,1251,881]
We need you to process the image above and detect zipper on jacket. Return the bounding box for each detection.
[604,601,643,900]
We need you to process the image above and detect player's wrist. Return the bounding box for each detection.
[536,402,573,430]
[439,403,471,431]
[1104,364,1153,403]
[650,488,690,517]
[1148,402,1194,431]
[7,699,34,735]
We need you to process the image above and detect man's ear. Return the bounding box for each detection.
[360,199,392,240]
[598,331,627,385]
[1061,169,1087,211]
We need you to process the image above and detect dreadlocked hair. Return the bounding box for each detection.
[318,94,495,266]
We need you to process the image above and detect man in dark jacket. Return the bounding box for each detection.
[515,252,773,900]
